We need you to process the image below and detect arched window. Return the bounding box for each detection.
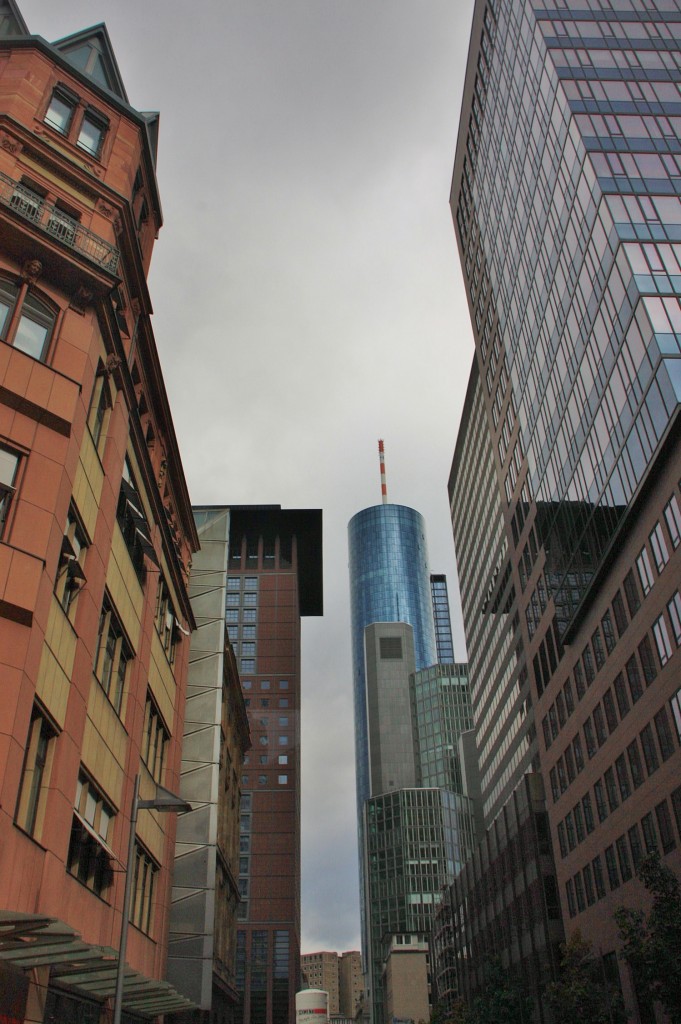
[0,279,56,360]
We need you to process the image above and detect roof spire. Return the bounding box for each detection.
[378,440,388,505]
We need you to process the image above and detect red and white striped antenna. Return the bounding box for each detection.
[378,439,388,504]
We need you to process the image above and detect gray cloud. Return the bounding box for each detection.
[22,0,476,953]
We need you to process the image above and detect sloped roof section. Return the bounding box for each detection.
[52,23,129,102]
[0,0,29,38]
[141,112,160,167]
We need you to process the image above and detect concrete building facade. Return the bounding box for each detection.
[301,950,364,1019]
[0,1,199,1019]
[339,951,364,1019]
[301,952,341,1014]
[381,936,430,1024]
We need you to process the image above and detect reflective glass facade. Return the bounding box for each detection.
[449,365,533,825]
[448,3,681,1015]
[430,574,456,663]
[411,663,474,793]
[431,775,562,1018]
[454,0,681,636]
[348,504,437,809]
[364,788,476,1024]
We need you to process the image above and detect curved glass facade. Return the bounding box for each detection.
[348,504,437,809]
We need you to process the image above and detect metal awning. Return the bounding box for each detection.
[0,911,196,1016]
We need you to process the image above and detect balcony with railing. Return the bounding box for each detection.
[0,172,119,273]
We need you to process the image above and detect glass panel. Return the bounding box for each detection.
[45,93,73,133]
[77,116,104,156]
[13,314,49,359]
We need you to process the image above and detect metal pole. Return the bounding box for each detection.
[112,773,140,1024]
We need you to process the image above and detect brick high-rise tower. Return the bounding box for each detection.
[223,506,323,1024]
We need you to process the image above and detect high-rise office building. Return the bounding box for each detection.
[441,362,562,1017]
[220,506,323,1024]
[348,502,437,811]
[348,488,438,1023]
[0,3,200,1020]
[349,468,476,1024]
[443,0,681,1016]
[448,361,534,827]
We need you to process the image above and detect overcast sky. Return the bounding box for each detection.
[21,0,477,955]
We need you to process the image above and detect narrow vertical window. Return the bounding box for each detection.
[56,506,88,615]
[15,707,57,838]
[653,615,673,666]
[0,445,20,538]
[88,369,112,452]
[94,598,132,714]
[636,547,655,595]
[663,494,681,549]
[131,844,159,933]
[649,523,669,573]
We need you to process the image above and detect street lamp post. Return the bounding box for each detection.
[112,773,191,1024]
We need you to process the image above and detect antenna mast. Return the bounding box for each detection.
[378,439,388,504]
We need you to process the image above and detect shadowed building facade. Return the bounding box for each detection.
[440,0,681,1017]
[0,1,199,1019]
[168,507,251,1024]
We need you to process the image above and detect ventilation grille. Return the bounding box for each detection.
[379,636,403,660]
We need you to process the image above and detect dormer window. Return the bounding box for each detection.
[62,39,112,91]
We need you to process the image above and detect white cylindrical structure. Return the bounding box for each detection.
[296,989,329,1024]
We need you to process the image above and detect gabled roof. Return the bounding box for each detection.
[0,0,29,38]
[52,23,129,103]
[141,112,160,167]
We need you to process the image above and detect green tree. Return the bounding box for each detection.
[464,959,532,1024]
[545,931,625,1024]
[615,851,681,1024]
[428,998,467,1024]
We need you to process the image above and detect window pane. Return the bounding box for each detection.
[45,93,74,133]
[13,314,49,359]
[77,116,104,156]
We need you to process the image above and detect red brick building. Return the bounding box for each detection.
[0,1,199,1018]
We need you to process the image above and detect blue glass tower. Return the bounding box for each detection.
[348,504,437,812]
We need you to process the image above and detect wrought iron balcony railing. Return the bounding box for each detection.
[0,171,120,273]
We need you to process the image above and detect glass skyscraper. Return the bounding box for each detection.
[454,0,681,637]
[348,504,437,810]
[441,1,681,1016]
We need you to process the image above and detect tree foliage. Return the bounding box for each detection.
[615,852,681,1024]
[463,959,533,1024]
[545,931,625,1024]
